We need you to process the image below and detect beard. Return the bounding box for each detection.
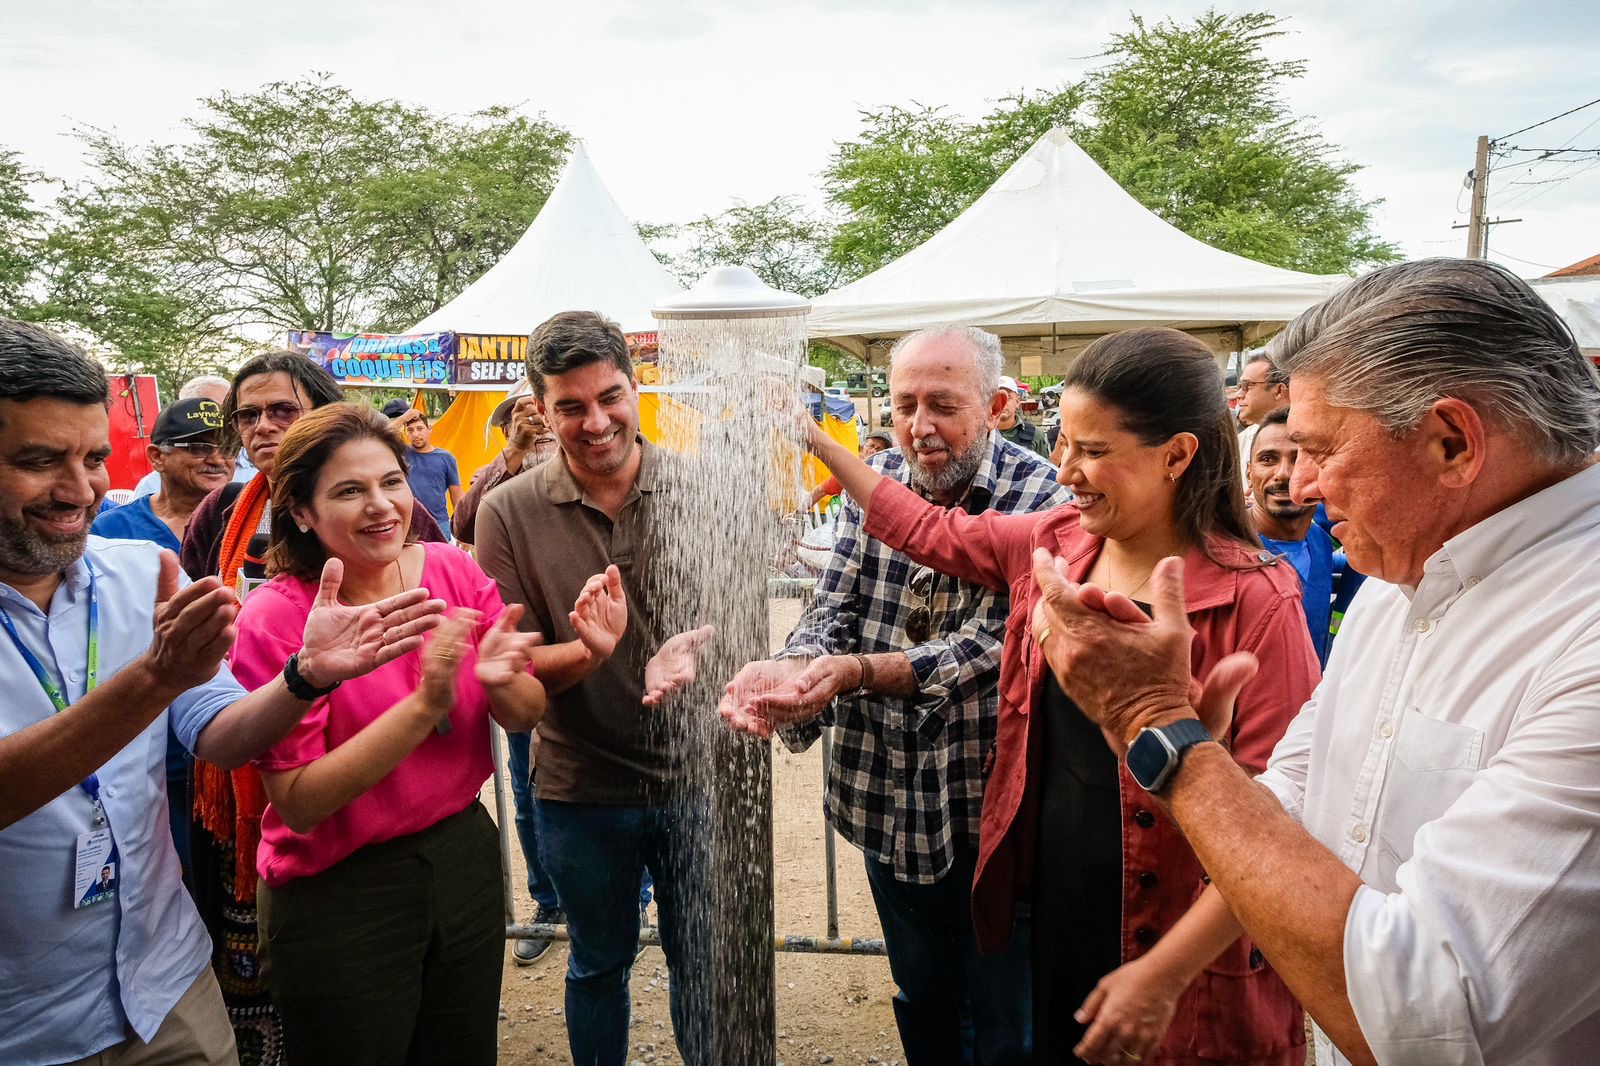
[904,431,988,498]
[0,505,93,576]
[1256,481,1314,522]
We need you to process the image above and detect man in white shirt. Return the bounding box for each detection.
[1027,259,1600,1065]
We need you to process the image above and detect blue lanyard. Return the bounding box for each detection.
[0,570,102,802]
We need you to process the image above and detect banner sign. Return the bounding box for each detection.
[291,330,456,387]
[453,334,527,387]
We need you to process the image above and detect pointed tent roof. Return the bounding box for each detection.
[410,142,682,336]
[807,128,1349,358]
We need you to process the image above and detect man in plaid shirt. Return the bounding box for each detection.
[723,326,1067,1066]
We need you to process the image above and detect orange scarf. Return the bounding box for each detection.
[194,472,272,903]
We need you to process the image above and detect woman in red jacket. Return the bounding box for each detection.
[737,328,1319,1064]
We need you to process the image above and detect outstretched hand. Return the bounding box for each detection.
[146,550,238,693]
[643,625,716,707]
[570,565,627,664]
[476,604,544,690]
[717,656,850,737]
[297,557,447,689]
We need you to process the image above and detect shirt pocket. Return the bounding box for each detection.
[1375,709,1484,882]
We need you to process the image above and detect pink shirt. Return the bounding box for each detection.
[230,542,502,886]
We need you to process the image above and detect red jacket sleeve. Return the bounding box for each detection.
[862,477,1044,592]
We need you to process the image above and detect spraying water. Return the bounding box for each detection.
[641,287,809,1063]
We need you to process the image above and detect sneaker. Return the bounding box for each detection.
[512,904,564,967]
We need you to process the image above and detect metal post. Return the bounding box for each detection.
[821,727,840,942]
[488,722,515,926]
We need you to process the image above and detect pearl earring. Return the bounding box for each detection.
[298,523,309,533]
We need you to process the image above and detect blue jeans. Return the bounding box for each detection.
[535,797,705,1066]
[864,847,1032,1066]
[505,733,651,910]
[503,731,559,909]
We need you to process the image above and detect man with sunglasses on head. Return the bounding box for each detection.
[720,326,1068,1066]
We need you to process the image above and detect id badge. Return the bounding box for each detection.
[74,829,119,908]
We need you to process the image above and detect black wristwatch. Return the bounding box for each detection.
[1126,718,1214,794]
[283,652,341,701]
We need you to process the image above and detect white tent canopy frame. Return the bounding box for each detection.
[1531,277,1600,357]
[806,127,1351,373]
[409,142,683,337]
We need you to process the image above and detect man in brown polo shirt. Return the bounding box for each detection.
[474,311,705,1066]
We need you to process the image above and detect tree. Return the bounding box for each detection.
[0,148,48,317]
[42,76,570,373]
[821,10,1395,278]
[645,195,844,299]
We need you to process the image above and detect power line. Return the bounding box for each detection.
[1497,95,1600,141]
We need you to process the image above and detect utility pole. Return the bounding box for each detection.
[1466,135,1490,259]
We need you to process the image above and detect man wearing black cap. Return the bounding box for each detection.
[94,398,235,553]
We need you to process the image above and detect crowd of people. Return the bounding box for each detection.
[3,256,1600,1066]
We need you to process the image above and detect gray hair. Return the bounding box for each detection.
[1268,258,1600,466]
[888,325,1004,400]
[1244,351,1289,387]
[178,374,231,400]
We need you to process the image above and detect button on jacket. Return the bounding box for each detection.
[1258,461,1600,1066]
[865,480,1319,1064]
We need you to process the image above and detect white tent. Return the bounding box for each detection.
[410,142,682,336]
[1531,277,1600,357]
[807,128,1350,371]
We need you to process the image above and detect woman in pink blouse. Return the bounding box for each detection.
[228,403,574,1066]
[732,329,1320,1065]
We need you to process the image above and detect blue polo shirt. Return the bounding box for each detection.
[0,538,247,1064]
[91,496,181,554]
[1260,524,1335,665]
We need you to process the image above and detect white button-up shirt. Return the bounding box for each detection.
[1258,461,1600,1066]
[0,537,246,1065]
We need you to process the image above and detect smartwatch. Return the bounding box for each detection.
[1126,718,1214,794]
[283,652,341,702]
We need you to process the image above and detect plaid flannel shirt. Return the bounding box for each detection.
[780,432,1070,884]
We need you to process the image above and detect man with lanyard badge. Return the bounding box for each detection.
[0,319,446,1066]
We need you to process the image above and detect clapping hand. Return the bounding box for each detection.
[570,565,627,663]
[146,551,239,694]
[297,558,447,690]
[1029,550,1253,753]
[418,609,476,726]
[643,625,716,707]
[476,604,544,690]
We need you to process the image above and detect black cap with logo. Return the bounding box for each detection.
[152,398,225,445]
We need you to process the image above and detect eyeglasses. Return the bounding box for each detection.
[232,401,303,431]
[904,565,938,644]
[163,440,230,458]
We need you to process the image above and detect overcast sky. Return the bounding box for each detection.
[5,0,1598,278]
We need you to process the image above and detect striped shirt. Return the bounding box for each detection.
[780,432,1070,884]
